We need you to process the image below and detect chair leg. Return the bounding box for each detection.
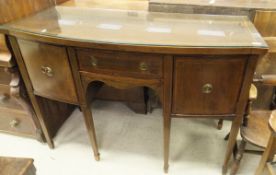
[266,163,276,175]
[233,142,239,158]
[255,134,276,175]
[230,139,247,175]
[217,119,224,130]
[81,104,100,161]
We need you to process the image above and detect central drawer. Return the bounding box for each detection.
[76,49,163,78]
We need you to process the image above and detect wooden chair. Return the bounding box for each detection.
[255,110,276,175]
[230,75,276,175]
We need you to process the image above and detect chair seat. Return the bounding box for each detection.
[241,110,272,148]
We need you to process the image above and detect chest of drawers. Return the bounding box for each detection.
[0,45,40,139]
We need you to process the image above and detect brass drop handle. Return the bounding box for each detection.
[202,83,213,94]
[9,119,19,128]
[139,62,148,71]
[41,66,54,77]
[90,56,98,67]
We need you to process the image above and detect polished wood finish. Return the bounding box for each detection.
[0,157,36,175]
[2,7,267,173]
[17,39,78,104]
[77,48,163,79]
[173,56,245,115]
[163,56,173,173]
[0,7,267,55]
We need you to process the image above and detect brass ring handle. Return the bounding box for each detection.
[139,62,148,71]
[202,83,213,94]
[90,56,98,67]
[9,119,19,128]
[41,66,54,77]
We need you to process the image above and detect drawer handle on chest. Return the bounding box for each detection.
[41,66,54,77]
[90,56,98,67]
[139,62,148,71]
[202,83,213,94]
[9,119,19,128]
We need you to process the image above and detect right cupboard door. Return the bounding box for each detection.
[172,56,247,115]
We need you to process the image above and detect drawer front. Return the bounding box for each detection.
[17,39,78,103]
[77,49,163,78]
[173,56,246,115]
[0,84,10,96]
[0,107,37,137]
[0,67,11,85]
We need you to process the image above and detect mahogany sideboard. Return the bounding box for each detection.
[0,7,268,173]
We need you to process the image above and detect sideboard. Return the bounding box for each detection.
[0,6,268,173]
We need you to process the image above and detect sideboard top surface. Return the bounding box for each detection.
[0,6,268,54]
[149,0,276,10]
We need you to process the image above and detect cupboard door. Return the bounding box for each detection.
[18,39,78,103]
[173,56,246,115]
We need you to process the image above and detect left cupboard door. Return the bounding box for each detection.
[17,39,78,104]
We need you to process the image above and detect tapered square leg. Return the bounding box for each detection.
[222,117,243,174]
[81,104,100,161]
[164,116,171,173]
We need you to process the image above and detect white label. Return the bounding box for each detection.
[197,30,225,37]
[97,23,122,30]
[146,27,171,33]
